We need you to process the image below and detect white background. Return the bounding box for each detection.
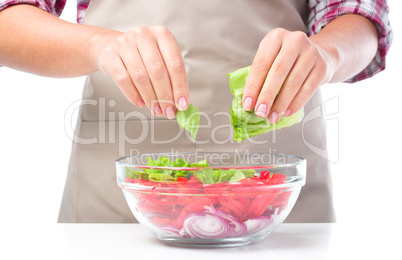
[0,0,401,253]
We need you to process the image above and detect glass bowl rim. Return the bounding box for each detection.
[117,152,306,192]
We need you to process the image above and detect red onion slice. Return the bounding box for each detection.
[160,225,181,237]
[181,212,233,239]
[244,216,273,235]
[173,205,269,239]
[215,209,247,237]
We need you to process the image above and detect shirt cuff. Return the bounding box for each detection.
[308,0,393,83]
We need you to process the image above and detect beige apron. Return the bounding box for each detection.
[58,0,335,223]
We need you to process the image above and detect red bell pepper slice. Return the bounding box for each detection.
[219,197,249,219]
[176,177,188,182]
[259,171,270,179]
[241,191,280,221]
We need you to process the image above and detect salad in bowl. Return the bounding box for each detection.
[116,151,306,247]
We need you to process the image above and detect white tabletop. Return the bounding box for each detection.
[3,223,399,260]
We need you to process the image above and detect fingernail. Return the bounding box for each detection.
[275,115,281,123]
[154,105,163,116]
[268,111,278,123]
[165,106,176,119]
[136,99,145,108]
[243,97,253,111]
[255,104,267,117]
[177,97,188,111]
[284,109,291,117]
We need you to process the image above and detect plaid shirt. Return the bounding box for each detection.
[0,0,392,83]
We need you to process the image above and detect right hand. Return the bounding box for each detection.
[97,26,189,119]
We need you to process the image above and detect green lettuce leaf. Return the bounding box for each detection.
[192,169,255,184]
[189,159,209,168]
[193,169,237,184]
[228,170,246,183]
[144,156,173,174]
[193,169,217,184]
[126,156,255,184]
[176,104,200,142]
[125,167,149,180]
[134,156,208,182]
[239,169,256,178]
[228,66,304,142]
[149,173,176,182]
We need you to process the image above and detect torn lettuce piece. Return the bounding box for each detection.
[132,156,208,182]
[126,156,256,184]
[228,170,246,183]
[144,156,173,175]
[148,173,176,182]
[176,104,199,142]
[190,159,209,168]
[193,168,256,184]
[193,169,237,184]
[125,167,149,180]
[228,66,304,142]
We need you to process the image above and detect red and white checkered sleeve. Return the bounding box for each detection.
[308,0,393,83]
[0,0,66,17]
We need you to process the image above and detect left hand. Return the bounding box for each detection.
[242,28,337,123]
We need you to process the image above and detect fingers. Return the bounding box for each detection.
[254,42,299,120]
[98,26,189,119]
[118,43,158,112]
[155,27,189,111]
[270,43,329,122]
[244,29,331,123]
[242,33,282,112]
[135,27,175,117]
[269,51,315,121]
[99,45,145,109]
[286,64,326,117]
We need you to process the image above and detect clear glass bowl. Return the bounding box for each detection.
[116,152,306,248]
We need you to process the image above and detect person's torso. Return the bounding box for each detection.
[57,0,335,223]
